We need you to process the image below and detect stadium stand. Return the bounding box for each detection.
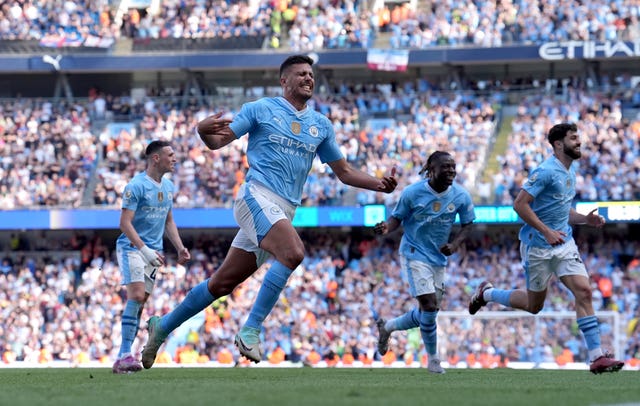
[2,0,638,52]
[1,82,638,209]
[0,227,638,366]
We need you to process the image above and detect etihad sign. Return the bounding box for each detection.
[538,40,640,60]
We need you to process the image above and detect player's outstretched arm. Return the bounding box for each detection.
[569,207,605,228]
[196,112,236,150]
[374,216,401,235]
[328,159,397,193]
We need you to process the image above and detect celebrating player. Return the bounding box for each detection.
[468,123,624,374]
[112,140,190,374]
[141,54,397,368]
[374,151,475,374]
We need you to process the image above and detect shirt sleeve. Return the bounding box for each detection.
[522,166,550,198]
[229,101,259,139]
[458,189,476,225]
[121,182,140,211]
[391,189,410,221]
[315,120,344,164]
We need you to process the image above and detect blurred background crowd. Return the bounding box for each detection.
[1,80,640,210]
[1,0,639,50]
[0,227,639,367]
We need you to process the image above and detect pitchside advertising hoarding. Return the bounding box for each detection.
[0,202,639,230]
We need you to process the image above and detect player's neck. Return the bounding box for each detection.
[145,168,164,183]
[428,180,447,193]
[553,152,574,169]
[284,95,308,111]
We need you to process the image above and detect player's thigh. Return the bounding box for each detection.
[231,229,271,269]
[400,255,444,303]
[117,248,156,295]
[233,182,298,259]
[260,219,304,262]
[555,240,591,300]
[521,243,554,293]
[555,239,589,279]
[210,246,260,295]
[117,247,137,285]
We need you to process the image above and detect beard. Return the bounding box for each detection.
[564,143,581,159]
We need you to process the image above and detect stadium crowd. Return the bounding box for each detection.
[0,98,96,209]
[1,78,639,210]
[1,0,639,51]
[0,228,638,367]
[494,89,640,204]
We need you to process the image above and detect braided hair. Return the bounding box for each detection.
[418,151,451,178]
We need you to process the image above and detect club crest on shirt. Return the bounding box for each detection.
[447,203,455,213]
[291,121,301,135]
[309,126,319,137]
[158,192,163,202]
[433,201,441,212]
[566,179,571,187]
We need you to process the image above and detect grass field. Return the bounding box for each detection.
[0,367,638,406]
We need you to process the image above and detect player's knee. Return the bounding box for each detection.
[279,245,304,269]
[208,275,235,297]
[573,284,593,304]
[129,291,146,303]
[528,306,543,315]
[421,304,438,312]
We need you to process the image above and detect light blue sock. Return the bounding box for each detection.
[119,299,141,357]
[245,261,293,329]
[489,288,513,307]
[419,310,438,356]
[577,315,601,350]
[387,308,420,332]
[160,281,215,333]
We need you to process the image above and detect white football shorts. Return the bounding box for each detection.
[116,247,158,294]
[520,238,588,292]
[400,254,445,303]
[231,181,296,268]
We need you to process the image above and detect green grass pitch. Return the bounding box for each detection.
[0,367,637,406]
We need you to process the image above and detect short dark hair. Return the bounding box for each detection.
[145,140,171,158]
[547,123,577,145]
[279,54,314,78]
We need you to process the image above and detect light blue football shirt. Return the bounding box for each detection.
[519,156,576,248]
[229,97,344,206]
[116,172,175,252]
[392,180,475,266]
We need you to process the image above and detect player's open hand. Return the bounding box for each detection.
[197,111,237,150]
[197,112,233,136]
[585,208,605,228]
[377,166,397,193]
